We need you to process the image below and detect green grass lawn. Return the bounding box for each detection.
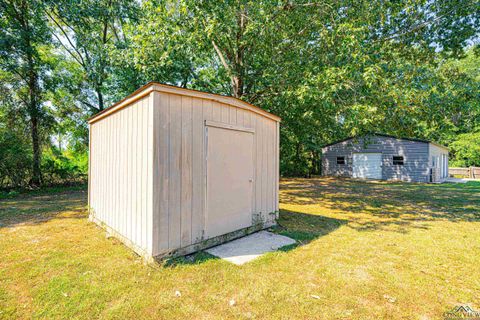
[1,178,479,319]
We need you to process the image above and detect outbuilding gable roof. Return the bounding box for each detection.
[321,133,448,150]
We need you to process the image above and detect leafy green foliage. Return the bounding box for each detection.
[0,131,33,189]
[449,131,480,167]
[41,147,88,186]
[46,0,140,111]
[0,0,479,183]
[0,0,54,185]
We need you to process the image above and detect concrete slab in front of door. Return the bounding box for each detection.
[206,231,296,265]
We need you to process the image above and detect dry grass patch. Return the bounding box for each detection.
[1,178,480,319]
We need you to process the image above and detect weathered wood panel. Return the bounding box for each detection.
[152,92,169,254]
[191,98,204,243]
[449,167,469,177]
[89,94,153,256]
[168,94,182,250]
[151,91,279,256]
[275,122,280,212]
[180,96,193,247]
[449,167,479,178]
[146,95,154,253]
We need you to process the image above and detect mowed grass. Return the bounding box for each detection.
[1,178,480,319]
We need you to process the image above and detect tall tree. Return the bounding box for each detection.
[46,0,139,112]
[123,0,479,175]
[0,0,51,186]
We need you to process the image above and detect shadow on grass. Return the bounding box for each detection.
[4,177,479,266]
[162,251,219,267]
[0,190,87,229]
[0,184,87,200]
[273,209,348,251]
[162,210,347,266]
[280,177,480,233]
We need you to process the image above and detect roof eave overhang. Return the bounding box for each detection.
[88,82,281,125]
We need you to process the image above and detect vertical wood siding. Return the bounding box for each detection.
[90,89,279,258]
[89,95,153,255]
[152,91,279,256]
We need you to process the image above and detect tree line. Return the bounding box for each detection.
[0,0,479,188]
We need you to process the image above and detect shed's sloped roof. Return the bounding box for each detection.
[88,82,281,124]
[322,133,448,150]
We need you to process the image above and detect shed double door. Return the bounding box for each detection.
[205,124,254,238]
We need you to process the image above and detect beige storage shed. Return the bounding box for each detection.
[88,82,280,261]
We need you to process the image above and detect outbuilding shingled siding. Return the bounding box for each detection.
[322,135,431,182]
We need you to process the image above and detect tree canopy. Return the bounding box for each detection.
[0,0,479,187]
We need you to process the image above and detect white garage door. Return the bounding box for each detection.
[353,153,382,179]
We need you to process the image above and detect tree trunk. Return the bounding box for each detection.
[211,6,247,99]
[30,116,42,186]
[27,55,42,187]
[231,75,243,98]
[295,142,302,163]
[232,6,246,98]
[96,85,104,111]
[311,150,320,175]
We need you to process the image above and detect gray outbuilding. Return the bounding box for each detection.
[321,134,448,183]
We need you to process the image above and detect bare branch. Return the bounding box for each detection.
[49,29,85,67]
[211,39,232,74]
[110,22,121,42]
[45,10,87,67]
[373,10,453,43]
[80,99,100,112]
[282,2,333,10]
[102,19,109,44]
